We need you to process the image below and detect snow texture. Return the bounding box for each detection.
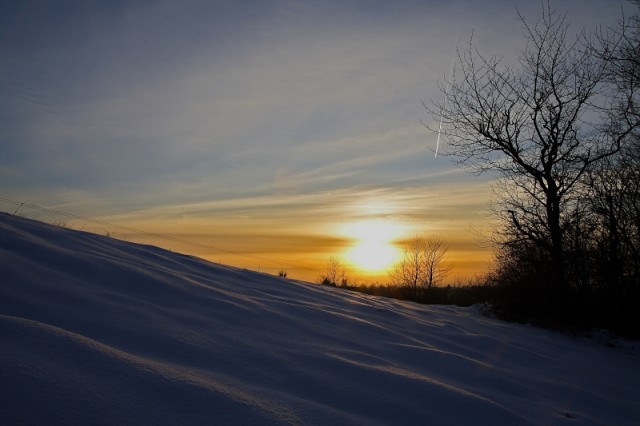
[1,212,639,425]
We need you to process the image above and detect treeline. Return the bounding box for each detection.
[428,1,640,338]
[488,138,640,337]
[339,283,496,308]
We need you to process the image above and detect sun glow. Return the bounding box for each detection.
[342,219,403,273]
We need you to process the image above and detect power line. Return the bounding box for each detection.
[0,196,321,274]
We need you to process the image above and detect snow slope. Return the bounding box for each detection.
[1,213,638,425]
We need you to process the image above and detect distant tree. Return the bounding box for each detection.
[389,236,450,296]
[320,256,348,287]
[390,237,425,295]
[423,237,451,289]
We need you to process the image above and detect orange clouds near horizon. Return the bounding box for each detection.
[1,180,496,284]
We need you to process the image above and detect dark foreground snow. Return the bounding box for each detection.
[1,212,638,425]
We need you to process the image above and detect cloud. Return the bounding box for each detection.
[0,0,626,281]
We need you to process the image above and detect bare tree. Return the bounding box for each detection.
[592,0,640,139]
[390,237,426,294]
[320,256,348,287]
[423,237,451,289]
[585,0,640,289]
[429,3,637,299]
[587,137,640,287]
[389,236,450,295]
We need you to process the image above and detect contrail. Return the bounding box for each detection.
[435,31,459,158]
[435,104,446,158]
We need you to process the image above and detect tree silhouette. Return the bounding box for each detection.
[389,236,450,296]
[429,3,637,304]
[320,256,348,287]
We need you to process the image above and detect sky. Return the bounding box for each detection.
[0,0,628,282]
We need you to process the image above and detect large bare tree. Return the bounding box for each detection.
[430,3,636,298]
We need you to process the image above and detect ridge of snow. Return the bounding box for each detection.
[1,212,639,425]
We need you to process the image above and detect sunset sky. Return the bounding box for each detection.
[0,0,627,282]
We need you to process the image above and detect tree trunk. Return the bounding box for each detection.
[546,181,568,304]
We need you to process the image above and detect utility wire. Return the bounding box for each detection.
[0,196,321,273]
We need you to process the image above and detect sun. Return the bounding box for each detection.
[342,219,403,273]
[348,242,398,271]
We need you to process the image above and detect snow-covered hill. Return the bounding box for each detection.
[1,212,638,425]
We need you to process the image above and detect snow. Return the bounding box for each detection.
[1,212,638,425]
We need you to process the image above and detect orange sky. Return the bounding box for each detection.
[2,179,496,284]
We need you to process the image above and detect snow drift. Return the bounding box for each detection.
[1,212,638,425]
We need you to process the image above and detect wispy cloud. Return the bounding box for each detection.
[0,0,625,281]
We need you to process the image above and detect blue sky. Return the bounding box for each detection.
[0,0,627,280]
